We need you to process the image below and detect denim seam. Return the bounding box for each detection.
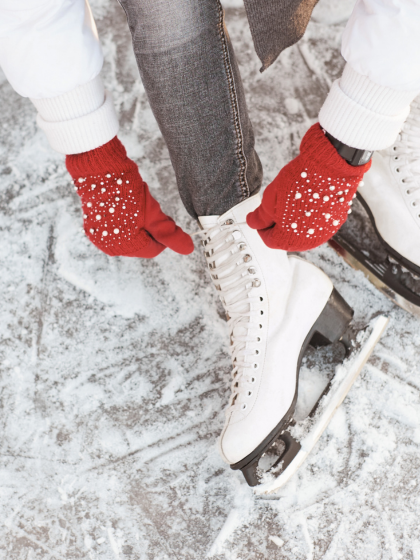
[216,1,249,201]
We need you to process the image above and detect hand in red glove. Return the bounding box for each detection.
[246,123,371,251]
[66,137,194,258]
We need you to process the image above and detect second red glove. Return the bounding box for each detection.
[247,123,371,252]
[66,137,194,258]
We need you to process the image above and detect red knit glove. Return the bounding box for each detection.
[66,137,194,258]
[246,123,371,251]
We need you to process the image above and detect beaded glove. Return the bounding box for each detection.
[247,123,371,251]
[66,137,194,258]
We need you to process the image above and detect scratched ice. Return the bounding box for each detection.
[1,1,420,559]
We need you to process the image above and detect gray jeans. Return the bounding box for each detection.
[118,0,262,218]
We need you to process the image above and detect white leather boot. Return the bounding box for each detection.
[359,97,420,274]
[198,194,353,484]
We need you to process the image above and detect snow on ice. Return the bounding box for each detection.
[0,0,420,559]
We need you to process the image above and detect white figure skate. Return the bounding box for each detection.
[199,194,388,488]
[330,98,420,316]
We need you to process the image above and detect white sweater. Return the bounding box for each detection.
[0,0,419,153]
[0,0,118,154]
[320,0,420,150]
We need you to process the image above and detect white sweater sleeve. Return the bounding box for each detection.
[342,0,420,91]
[319,0,420,151]
[0,0,118,154]
[0,0,103,99]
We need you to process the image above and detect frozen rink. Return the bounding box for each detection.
[1,1,420,558]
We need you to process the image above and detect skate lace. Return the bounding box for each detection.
[394,102,420,206]
[200,222,262,415]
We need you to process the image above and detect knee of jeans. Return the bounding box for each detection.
[120,0,219,52]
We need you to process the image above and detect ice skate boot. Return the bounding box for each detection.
[198,194,388,489]
[330,97,420,316]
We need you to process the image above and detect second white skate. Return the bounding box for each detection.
[330,97,420,317]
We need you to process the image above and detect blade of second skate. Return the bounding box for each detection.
[329,235,420,318]
[254,314,389,496]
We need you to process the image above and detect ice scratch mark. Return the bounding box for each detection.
[267,481,359,518]
[366,361,420,394]
[84,534,92,550]
[128,481,182,560]
[207,481,253,558]
[299,513,314,560]
[58,487,68,503]
[296,43,331,92]
[374,495,399,560]
[0,453,77,464]
[107,527,120,559]
[207,509,243,558]
[10,179,62,206]
[374,347,407,371]
[321,520,345,560]
[158,372,184,406]
[366,364,420,427]
[87,420,205,472]
[33,224,55,361]
[3,520,66,560]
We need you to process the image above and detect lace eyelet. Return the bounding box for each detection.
[248,267,256,275]
[247,391,252,397]
[253,279,261,288]
[224,219,234,225]
[259,324,262,329]
[394,156,399,160]
[251,377,256,383]
[238,242,246,251]
[412,201,417,207]
[260,296,264,301]
[254,363,259,369]
[260,310,264,315]
[255,350,259,355]
[242,403,247,410]
[396,168,400,173]
[406,189,411,195]
[243,254,252,263]
[256,337,261,342]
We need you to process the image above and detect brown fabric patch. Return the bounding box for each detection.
[243,0,319,71]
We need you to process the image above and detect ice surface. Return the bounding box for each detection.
[1,1,420,559]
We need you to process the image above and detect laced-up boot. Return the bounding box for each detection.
[359,97,420,274]
[198,194,354,484]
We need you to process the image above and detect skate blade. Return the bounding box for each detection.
[254,314,389,496]
[329,235,420,318]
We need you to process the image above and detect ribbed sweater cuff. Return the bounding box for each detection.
[31,75,105,121]
[319,64,419,151]
[31,77,119,155]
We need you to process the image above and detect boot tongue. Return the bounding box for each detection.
[198,215,219,229]
[199,214,234,272]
